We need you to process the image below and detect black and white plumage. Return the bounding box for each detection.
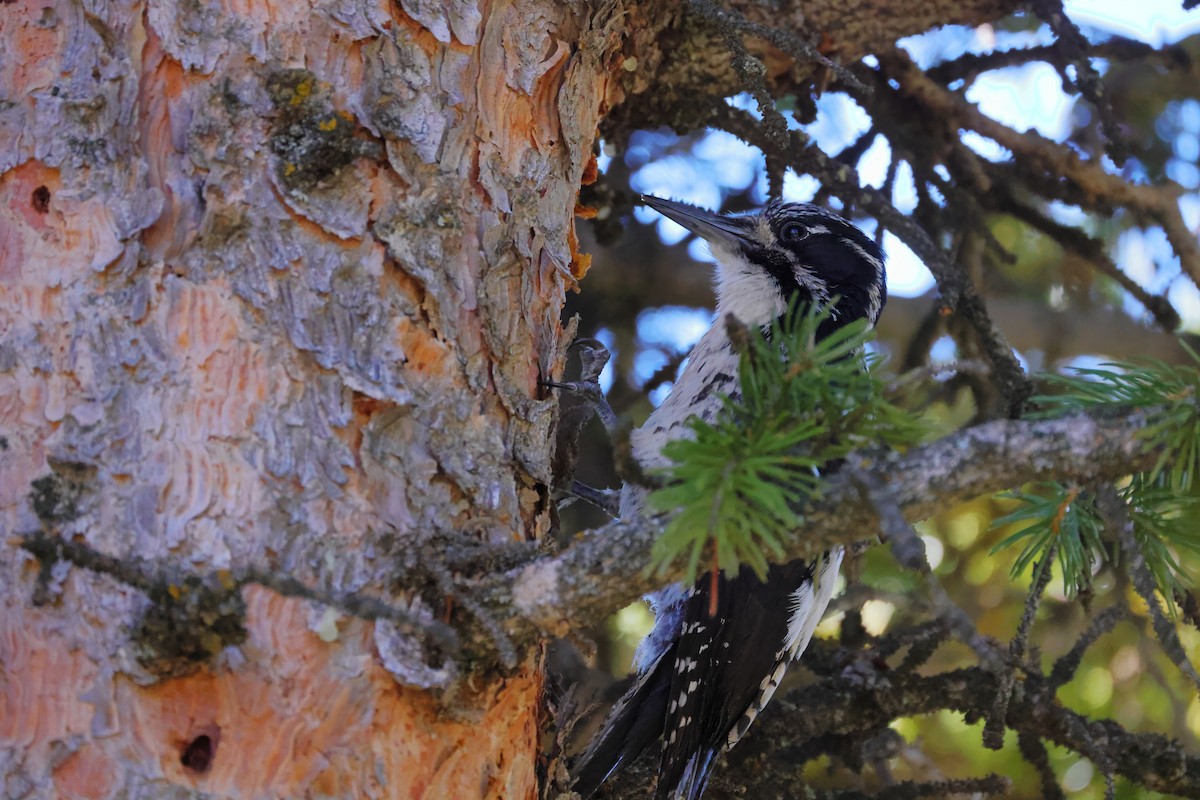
[572,196,887,800]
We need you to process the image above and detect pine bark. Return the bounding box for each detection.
[0,0,629,795]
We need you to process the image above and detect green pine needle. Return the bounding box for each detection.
[1122,475,1200,603]
[997,347,1200,606]
[1032,344,1200,492]
[647,301,928,584]
[990,484,1103,598]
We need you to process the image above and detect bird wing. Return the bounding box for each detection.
[572,643,675,798]
[656,560,816,800]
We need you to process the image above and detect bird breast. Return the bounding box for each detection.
[632,326,741,468]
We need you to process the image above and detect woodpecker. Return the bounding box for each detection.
[572,196,887,800]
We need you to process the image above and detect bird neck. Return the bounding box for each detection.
[711,249,790,329]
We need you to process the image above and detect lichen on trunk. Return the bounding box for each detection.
[0,0,640,796]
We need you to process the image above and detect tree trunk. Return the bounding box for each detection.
[0,0,644,796]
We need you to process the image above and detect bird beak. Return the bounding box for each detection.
[640,195,750,252]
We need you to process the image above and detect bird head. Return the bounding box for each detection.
[641,196,887,335]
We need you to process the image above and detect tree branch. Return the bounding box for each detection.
[880,46,1200,287]
[492,407,1156,647]
[735,664,1200,798]
[593,622,1200,798]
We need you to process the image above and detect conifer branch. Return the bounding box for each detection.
[495,405,1158,645]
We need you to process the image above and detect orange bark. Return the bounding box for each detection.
[2,589,540,798]
[0,0,637,795]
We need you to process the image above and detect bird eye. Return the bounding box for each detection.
[781,223,808,243]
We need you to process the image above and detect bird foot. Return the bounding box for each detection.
[561,480,621,517]
[541,338,619,436]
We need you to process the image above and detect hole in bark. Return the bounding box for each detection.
[180,733,216,773]
[31,186,50,213]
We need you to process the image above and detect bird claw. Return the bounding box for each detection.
[541,339,619,436]
[541,377,620,437]
[562,480,621,517]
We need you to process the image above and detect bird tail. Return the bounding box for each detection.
[572,647,673,798]
[665,748,716,800]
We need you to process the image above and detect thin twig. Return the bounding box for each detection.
[895,619,952,673]
[1048,605,1126,689]
[847,459,1007,668]
[1031,0,1129,164]
[880,46,1200,289]
[993,193,1180,331]
[240,567,460,654]
[1099,487,1200,691]
[984,545,1056,749]
[888,359,992,393]
[837,125,881,168]
[928,38,1188,84]
[692,0,789,149]
[1018,730,1067,800]
[564,481,622,517]
[18,530,462,655]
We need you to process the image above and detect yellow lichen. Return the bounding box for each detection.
[291,79,312,105]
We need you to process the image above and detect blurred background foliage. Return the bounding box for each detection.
[555,4,1200,797]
